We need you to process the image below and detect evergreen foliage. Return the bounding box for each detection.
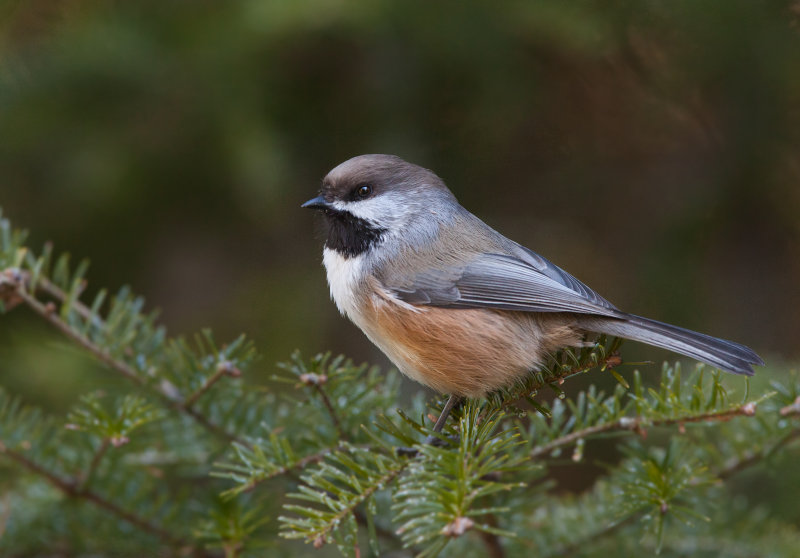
[1,206,798,557]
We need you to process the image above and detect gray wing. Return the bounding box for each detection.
[513,245,618,310]
[391,251,621,317]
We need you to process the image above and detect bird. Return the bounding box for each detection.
[302,154,764,431]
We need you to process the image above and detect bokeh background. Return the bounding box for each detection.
[1,1,798,416]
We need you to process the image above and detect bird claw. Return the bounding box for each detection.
[395,433,460,457]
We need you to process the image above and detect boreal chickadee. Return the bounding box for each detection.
[303,154,763,409]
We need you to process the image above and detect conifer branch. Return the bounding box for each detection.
[230,445,339,495]
[14,285,144,383]
[184,406,243,444]
[280,444,411,548]
[5,270,245,445]
[780,396,800,417]
[716,427,800,481]
[315,383,346,440]
[0,445,77,499]
[299,373,346,440]
[390,404,526,555]
[184,361,241,408]
[79,486,202,555]
[0,445,208,555]
[36,274,106,329]
[352,508,404,547]
[529,403,758,460]
[77,438,111,492]
[280,453,406,548]
[496,346,623,413]
[477,513,506,558]
[544,351,623,388]
[310,464,406,548]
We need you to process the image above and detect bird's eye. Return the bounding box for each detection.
[356,185,372,199]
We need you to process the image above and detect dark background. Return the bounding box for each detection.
[1,1,798,412]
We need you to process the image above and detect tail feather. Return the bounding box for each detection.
[583,314,764,376]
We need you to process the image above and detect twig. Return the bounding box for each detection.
[37,276,106,328]
[7,271,244,445]
[15,286,144,384]
[780,396,800,417]
[477,513,505,558]
[716,427,800,480]
[278,447,405,549]
[77,438,110,492]
[184,406,242,443]
[275,445,406,550]
[184,361,240,408]
[309,463,409,549]
[352,508,404,548]
[309,382,345,441]
[530,404,758,460]
[233,446,339,494]
[0,445,210,556]
[500,351,623,413]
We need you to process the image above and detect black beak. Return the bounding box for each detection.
[301,195,331,210]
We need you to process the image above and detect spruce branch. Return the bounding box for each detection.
[0,445,207,555]
[216,443,341,498]
[477,513,506,558]
[716,427,800,481]
[1,209,268,554]
[13,283,143,384]
[300,372,346,441]
[519,364,769,464]
[77,438,111,492]
[780,395,800,417]
[274,351,398,444]
[194,505,271,558]
[615,440,717,552]
[3,267,247,445]
[352,507,404,549]
[487,335,624,415]
[391,402,527,557]
[529,402,758,460]
[279,443,410,550]
[184,360,242,408]
[310,464,404,548]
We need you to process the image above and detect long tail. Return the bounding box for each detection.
[581,314,764,376]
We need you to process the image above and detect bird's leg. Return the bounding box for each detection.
[396,394,462,456]
[431,394,461,433]
[424,394,462,446]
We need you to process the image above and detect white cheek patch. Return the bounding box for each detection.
[323,248,365,319]
[330,194,409,231]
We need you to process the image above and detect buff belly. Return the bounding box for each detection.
[359,295,582,398]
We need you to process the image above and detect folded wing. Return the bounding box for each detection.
[391,252,621,317]
[388,251,763,376]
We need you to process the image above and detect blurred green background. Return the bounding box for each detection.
[1,1,798,410]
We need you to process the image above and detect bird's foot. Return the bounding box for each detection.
[395,395,462,457]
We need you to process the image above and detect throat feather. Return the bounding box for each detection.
[323,209,386,258]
